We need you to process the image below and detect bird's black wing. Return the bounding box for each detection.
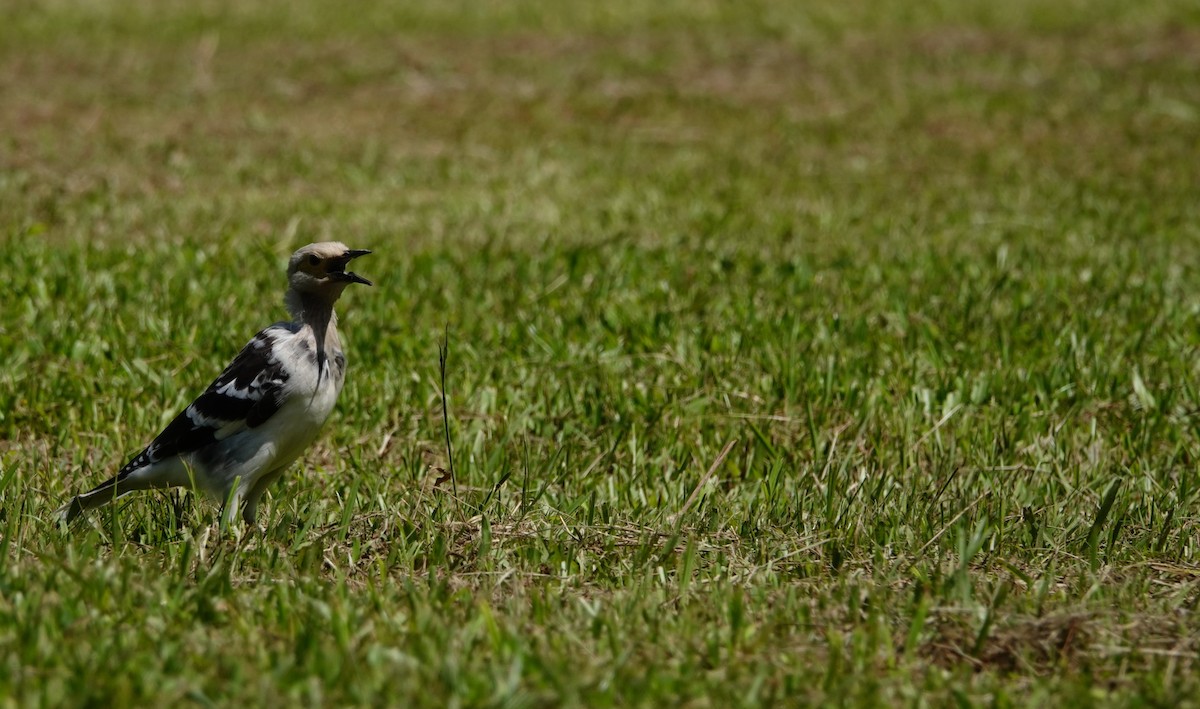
[115,324,295,479]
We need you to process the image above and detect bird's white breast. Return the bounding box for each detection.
[274,329,345,438]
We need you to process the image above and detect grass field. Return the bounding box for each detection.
[3,0,1200,704]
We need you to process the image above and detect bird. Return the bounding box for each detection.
[56,242,373,528]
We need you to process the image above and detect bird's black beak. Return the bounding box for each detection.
[330,249,373,286]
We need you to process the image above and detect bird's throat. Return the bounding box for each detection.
[285,289,339,391]
[286,290,337,329]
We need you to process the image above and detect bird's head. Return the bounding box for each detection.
[287,242,373,298]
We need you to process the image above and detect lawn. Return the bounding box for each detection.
[3,0,1200,705]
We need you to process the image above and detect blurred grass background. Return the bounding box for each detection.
[3,0,1200,705]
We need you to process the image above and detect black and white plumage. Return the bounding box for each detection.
[56,242,372,527]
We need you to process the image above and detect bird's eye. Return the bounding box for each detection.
[308,255,321,266]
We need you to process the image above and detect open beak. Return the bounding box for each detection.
[330,249,373,286]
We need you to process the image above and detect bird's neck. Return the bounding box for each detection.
[285,289,341,389]
[285,289,339,341]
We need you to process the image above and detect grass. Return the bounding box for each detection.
[3,0,1200,704]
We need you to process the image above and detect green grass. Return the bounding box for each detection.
[4,0,1200,705]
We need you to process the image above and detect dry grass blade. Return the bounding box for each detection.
[670,439,736,527]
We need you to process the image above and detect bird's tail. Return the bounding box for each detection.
[55,475,140,525]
